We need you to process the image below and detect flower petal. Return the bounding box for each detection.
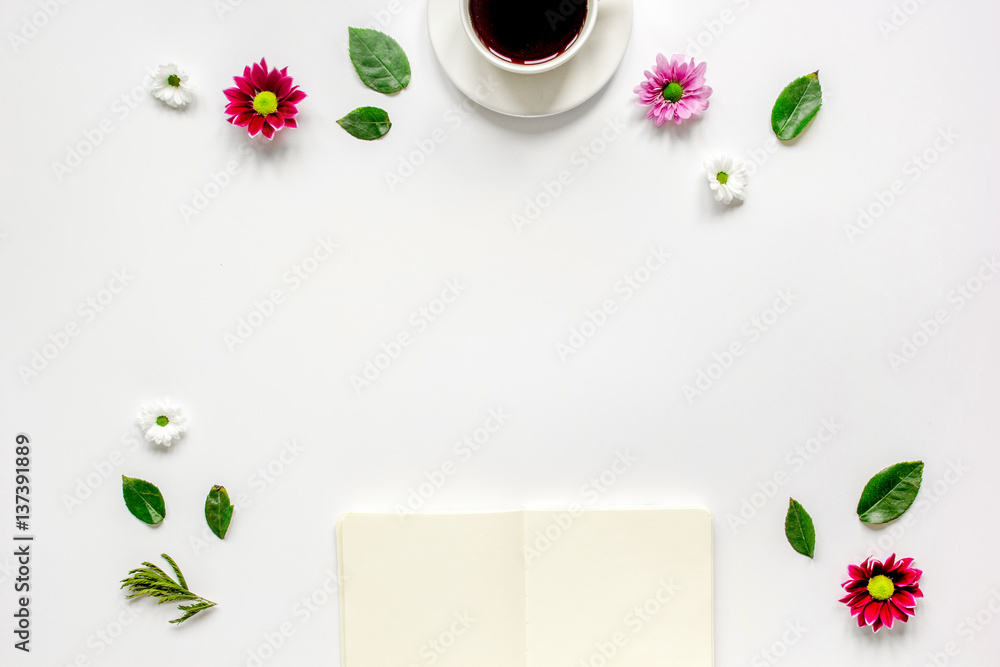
[224,87,251,103]
[251,61,267,88]
[880,603,895,629]
[841,590,870,607]
[864,601,882,626]
[275,76,293,98]
[888,599,910,620]
[235,75,255,96]
[264,67,282,92]
[248,114,265,136]
[893,589,916,608]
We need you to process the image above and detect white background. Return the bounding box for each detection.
[1,0,998,666]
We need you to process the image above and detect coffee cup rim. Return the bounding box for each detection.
[460,0,598,75]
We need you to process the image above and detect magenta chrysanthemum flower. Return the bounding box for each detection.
[633,53,712,126]
[224,58,306,139]
[839,554,923,632]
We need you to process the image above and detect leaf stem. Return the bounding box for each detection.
[120,554,216,624]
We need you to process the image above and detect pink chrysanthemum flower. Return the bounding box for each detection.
[224,57,306,139]
[839,554,923,632]
[633,53,712,126]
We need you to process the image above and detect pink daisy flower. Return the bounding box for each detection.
[224,57,306,139]
[839,554,923,632]
[633,53,712,126]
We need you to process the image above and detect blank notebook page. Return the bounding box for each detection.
[338,508,712,667]
[338,511,527,667]
[524,508,713,667]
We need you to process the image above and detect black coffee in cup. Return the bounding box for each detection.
[469,0,588,65]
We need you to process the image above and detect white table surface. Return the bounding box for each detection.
[1,1,998,666]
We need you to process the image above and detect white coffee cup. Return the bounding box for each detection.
[460,0,598,74]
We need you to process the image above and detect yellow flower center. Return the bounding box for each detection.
[716,171,729,185]
[662,81,684,103]
[867,575,895,601]
[253,91,278,116]
[156,415,169,427]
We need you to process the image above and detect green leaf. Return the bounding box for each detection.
[205,485,234,540]
[771,71,822,141]
[122,475,165,525]
[162,553,187,588]
[120,553,216,624]
[784,498,815,558]
[857,461,924,524]
[348,27,411,94]
[338,106,392,140]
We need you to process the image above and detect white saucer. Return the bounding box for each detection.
[428,0,634,118]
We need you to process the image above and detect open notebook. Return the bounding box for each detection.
[337,508,712,667]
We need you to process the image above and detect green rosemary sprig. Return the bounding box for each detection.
[120,553,216,624]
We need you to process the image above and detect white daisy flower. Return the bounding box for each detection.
[137,399,188,446]
[149,63,193,108]
[704,155,749,205]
